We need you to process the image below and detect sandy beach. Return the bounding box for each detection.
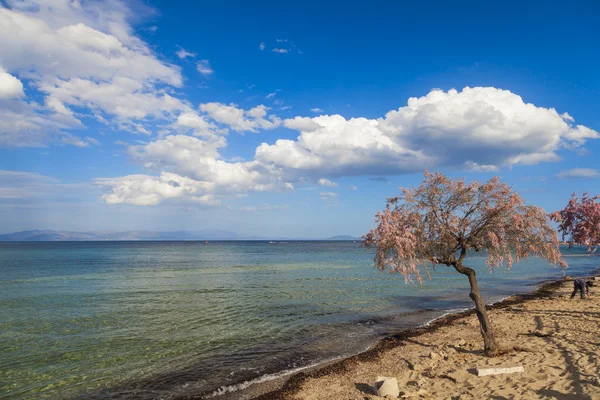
[242,278,600,400]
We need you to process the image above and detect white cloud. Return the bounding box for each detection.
[199,103,281,133]
[196,60,214,77]
[463,161,498,172]
[0,67,24,99]
[272,48,288,54]
[259,42,265,50]
[96,173,220,206]
[257,87,599,178]
[40,77,187,122]
[0,0,187,145]
[96,135,295,206]
[555,168,600,179]
[266,92,277,99]
[175,111,219,137]
[317,178,338,187]
[348,185,357,191]
[0,99,88,147]
[283,117,322,131]
[561,112,574,122]
[0,5,181,85]
[176,46,195,59]
[311,108,323,113]
[98,87,600,208]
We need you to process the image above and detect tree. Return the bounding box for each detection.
[364,172,566,356]
[551,193,600,253]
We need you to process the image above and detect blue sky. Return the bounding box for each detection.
[0,0,599,237]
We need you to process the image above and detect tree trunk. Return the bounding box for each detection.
[453,263,500,356]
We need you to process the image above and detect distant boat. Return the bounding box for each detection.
[269,241,275,244]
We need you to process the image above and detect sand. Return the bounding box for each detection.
[248,279,600,400]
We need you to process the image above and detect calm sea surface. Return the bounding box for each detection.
[0,241,598,399]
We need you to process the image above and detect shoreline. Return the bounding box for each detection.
[191,277,573,400]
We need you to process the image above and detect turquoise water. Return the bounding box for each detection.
[0,241,597,399]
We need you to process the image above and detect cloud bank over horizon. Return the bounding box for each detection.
[96,86,599,206]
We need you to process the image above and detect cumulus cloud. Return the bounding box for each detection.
[200,103,281,133]
[39,77,187,123]
[555,168,600,179]
[0,0,187,146]
[257,87,599,178]
[0,68,24,99]
[283,117,322,131]
[98,87,600,207]
[96,173,220,206]
[96,135,295,206]
[175,111,219,137]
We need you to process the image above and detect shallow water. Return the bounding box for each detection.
[0,241,597,399]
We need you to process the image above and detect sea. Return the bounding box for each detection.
[0,241,598,399]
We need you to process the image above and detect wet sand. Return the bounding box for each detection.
[239,278,600,400]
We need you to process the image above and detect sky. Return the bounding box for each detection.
[0,0,599,237]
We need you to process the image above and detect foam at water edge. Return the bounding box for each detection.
[421,307,470,327]
[203,345,372,399]
[205,306,474,398]
[203,287,546,399]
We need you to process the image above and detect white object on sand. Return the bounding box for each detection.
[375,376,400,398]
[476,365,524,377]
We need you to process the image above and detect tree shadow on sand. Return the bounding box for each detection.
[532,320,597,399]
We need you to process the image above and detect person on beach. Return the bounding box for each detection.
[571,278,593,299]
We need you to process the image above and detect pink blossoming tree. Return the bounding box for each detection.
[364,172,566,356]
[551,193,600,253]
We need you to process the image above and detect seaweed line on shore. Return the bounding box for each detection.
[238,277,569,400]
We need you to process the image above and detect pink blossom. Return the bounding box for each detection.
[552,193,600,253]
[363,171,566,280]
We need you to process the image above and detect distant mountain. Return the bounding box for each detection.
[0,230,362,241]
[326,235,361,241]
[0,230,255,241]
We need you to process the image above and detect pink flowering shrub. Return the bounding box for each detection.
[364,172,566,356]
[364,171,566,282]
[551,193,600,253]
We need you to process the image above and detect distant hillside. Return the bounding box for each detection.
[0,230,363,241]
[326,235,361,241]
[0,230,251,241]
